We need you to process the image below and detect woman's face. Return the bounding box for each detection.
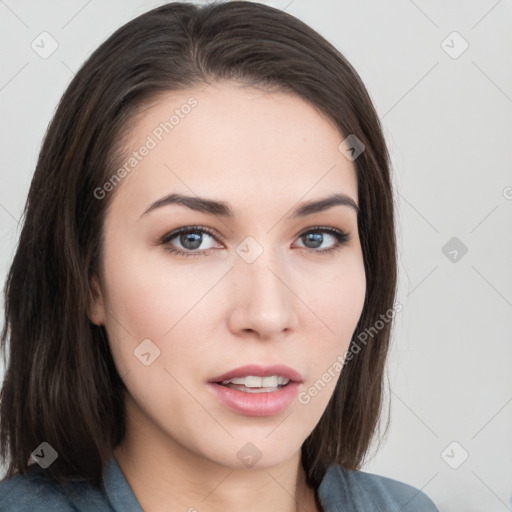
[90,81,366,469]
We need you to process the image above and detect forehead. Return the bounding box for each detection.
[109,81,358,220]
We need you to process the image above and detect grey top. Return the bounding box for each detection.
[0,456,439,511]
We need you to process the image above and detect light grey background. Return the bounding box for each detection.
[1,1,511,510]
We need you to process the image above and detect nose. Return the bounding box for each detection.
[227,247,298,339]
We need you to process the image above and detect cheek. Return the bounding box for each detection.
[305,253,366,343]
[100,241,218,338]
[299,253,365,399]
[99,242,228,382]
[334,270,366,339]
[295,259,365,414]
[99,259,211,414]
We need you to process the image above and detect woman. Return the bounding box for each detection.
[0,2,439,511]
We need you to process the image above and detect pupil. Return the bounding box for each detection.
[304,232,323,249]
[181,232,202,250]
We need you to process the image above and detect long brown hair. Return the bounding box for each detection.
[0,1,396,490]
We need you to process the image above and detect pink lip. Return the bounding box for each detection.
[208,364,303,384]
[207,381,301,417]
[207,364,303,417]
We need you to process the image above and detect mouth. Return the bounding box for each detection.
[207,364,303,416]
[218,375,291,393]
[209,363,303,390]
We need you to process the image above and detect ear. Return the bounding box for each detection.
[88,273,106,326]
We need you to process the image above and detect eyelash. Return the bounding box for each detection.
[158,225,350,258]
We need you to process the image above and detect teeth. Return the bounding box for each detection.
[221,375,290,387]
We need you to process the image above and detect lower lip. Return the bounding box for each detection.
[207,381,301,417]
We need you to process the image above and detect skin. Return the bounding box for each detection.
[88,81,366,512]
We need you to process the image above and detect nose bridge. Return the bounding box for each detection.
[230,236,297,336]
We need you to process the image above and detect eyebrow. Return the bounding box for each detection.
[139,192,359,219]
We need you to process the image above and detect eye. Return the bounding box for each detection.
[294,227,350,253]
[159,226,222,257]
[158,225,350,258]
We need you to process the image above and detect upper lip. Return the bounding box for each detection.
[209,364,303,383]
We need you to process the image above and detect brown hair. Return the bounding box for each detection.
[0,0,396,491]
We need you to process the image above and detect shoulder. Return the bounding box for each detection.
[0,464,110,512]
[0,464,74,511]
[318,464,439,512]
